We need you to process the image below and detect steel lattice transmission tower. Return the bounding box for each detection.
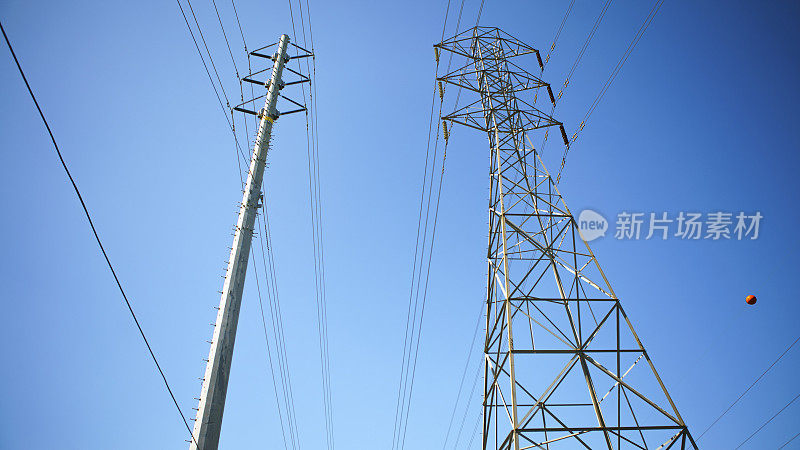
[435,27,697,450]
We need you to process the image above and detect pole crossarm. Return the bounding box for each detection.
[436,26,697,450]
[235,44,313,118]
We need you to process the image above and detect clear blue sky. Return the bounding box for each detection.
[1,0,799,448]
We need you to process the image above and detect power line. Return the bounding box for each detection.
[555,0,614,105]
[779,431,800,449]
[264,234,301,450]
[249,242,291,450]
[735,393,800,449]
[581,0,664,130]
[297,0,335,445]
[176,0,229,125]
[229,0,248,54]
[391,71,439,450]
[398,5,486,448]
[398,113,449,450]
[301,1,336,447]
[393,2,469,448]
[699,333,800,439]
[389,0,455,442]
[0,20,197,446]
[260,204,302,449]
[442,302,483,449]
[475,0,485,26]
[211,0,252,172]
[538,0,613,162]
[286,0,335,447]
[210,0,240,77]
[184,0,230,105]
[555,0,664,183]
[543,0,576,68]
[394,1,488,446]
[464,412,482,449]
[228,0,257,184]
[175,0,250,170]
[451,366,482,449]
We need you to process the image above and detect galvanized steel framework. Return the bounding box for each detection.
[435,27,697,449]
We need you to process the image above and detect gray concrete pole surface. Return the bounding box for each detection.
[190,34,290,450]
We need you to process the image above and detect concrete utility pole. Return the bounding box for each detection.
[190,34,290,450]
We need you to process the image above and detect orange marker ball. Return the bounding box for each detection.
[745,294,757,305]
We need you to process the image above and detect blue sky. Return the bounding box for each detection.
[1,0,799,449]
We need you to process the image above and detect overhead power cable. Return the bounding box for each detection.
[211,0,252,175]
[390,2,451,444]
[184,0,230,105]
[258,207,302,449]
[451,366,482,449]
[249,241,292,450]
[176,0,228,125]
[464,412,482,449]
[441,302,483,449]
[779,431,800,449]
[175,0,251,170]
[0,20,197,446]
[543,0,575,68]
[210,0,240,77]
[287,0,335,447]
[555,0,614,105]
[241,154,299,450]
[698,333,800,439]
[537,0,613,165]
[229,0,247,53]
[302,1,336,447]
[228,0,259,184]
[555,0,664,184]
[390,56,441,450]
[391,0,457,444]
[393,1,479,448]
[734,393,800,449]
